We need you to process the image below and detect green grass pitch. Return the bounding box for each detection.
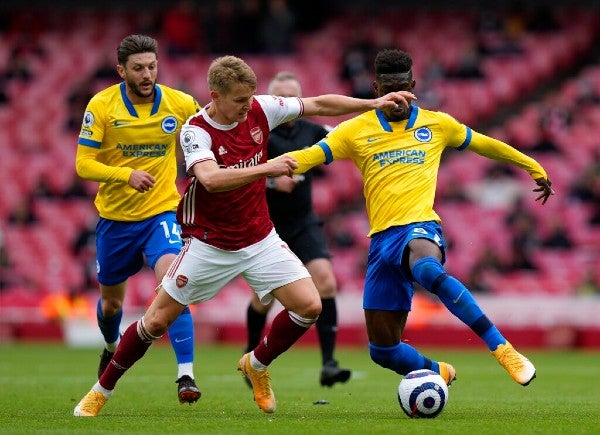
[1,342,599,434]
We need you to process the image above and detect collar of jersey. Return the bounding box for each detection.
[375,105,418,132]
[120,82,162,117]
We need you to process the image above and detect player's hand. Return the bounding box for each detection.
[375,91,417,110]
[533,177,554,204]
[129,170,156,193]
[267,155,298,177]
[273,175,302,193]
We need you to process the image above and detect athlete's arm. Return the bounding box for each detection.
[75,145,132,184]
[300,91,416,117]
[282,144,327,174]
[467,130,554,203]
[191,156,298,193]
[75,145,155,193]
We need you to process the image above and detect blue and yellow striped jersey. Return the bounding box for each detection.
[287,106,546,236]
[76,82,200,221]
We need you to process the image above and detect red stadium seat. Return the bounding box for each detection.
[311,179,337,217]
[1,5,599,310]
[330,248,366,291]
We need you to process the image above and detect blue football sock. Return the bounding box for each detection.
[480,325,506,351]
[168,306,194,364]
[96,298,122,344]
[411,256,506,351]
[369,342,435,375]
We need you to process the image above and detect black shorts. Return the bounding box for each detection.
[276,215,331,264]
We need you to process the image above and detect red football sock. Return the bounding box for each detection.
[253,309,312,366]
[99,320,153,390]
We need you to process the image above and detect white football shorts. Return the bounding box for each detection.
[162,228,311,305]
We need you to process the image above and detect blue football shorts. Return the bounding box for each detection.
[96,211,182,286]
[363,221,447,312]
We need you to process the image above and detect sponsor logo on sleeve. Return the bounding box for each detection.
[82,111,94,128]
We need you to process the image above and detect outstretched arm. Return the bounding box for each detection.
[300,91,416,117]
[274,144,327,174]
[467,131,555,204]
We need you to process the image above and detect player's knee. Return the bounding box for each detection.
[138,317,163,341]
[411,256,446,291]
[100,297,123,316]
[316,276,337,299]
[306,297,322,318]
[251,297,272,314]
[294,304,321,321]
[369,343,396,369]
[294,295,322,321]
[143,314,170,337]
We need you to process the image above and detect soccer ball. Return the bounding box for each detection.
[397,369,449,418]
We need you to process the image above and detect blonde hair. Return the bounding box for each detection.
[207,55,257,94]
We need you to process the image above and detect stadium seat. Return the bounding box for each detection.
[124,269,158,310]
[323,159,363,204]
[311,179,337,217]
[341,211,371,249]
[2,4,599,311]
[1,287,40,308]
[330,248,366,291]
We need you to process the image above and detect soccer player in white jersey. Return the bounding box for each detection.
[73,55,415,416]
[75,34,201,405]
[283,49,554,388]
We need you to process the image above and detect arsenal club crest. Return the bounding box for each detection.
[250,126,263,144]
[176,275,188,288]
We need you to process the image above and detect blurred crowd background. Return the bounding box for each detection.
[0,0,599,329]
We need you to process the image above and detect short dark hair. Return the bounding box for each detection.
[117,34,158,66]
[374,49,412,75]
